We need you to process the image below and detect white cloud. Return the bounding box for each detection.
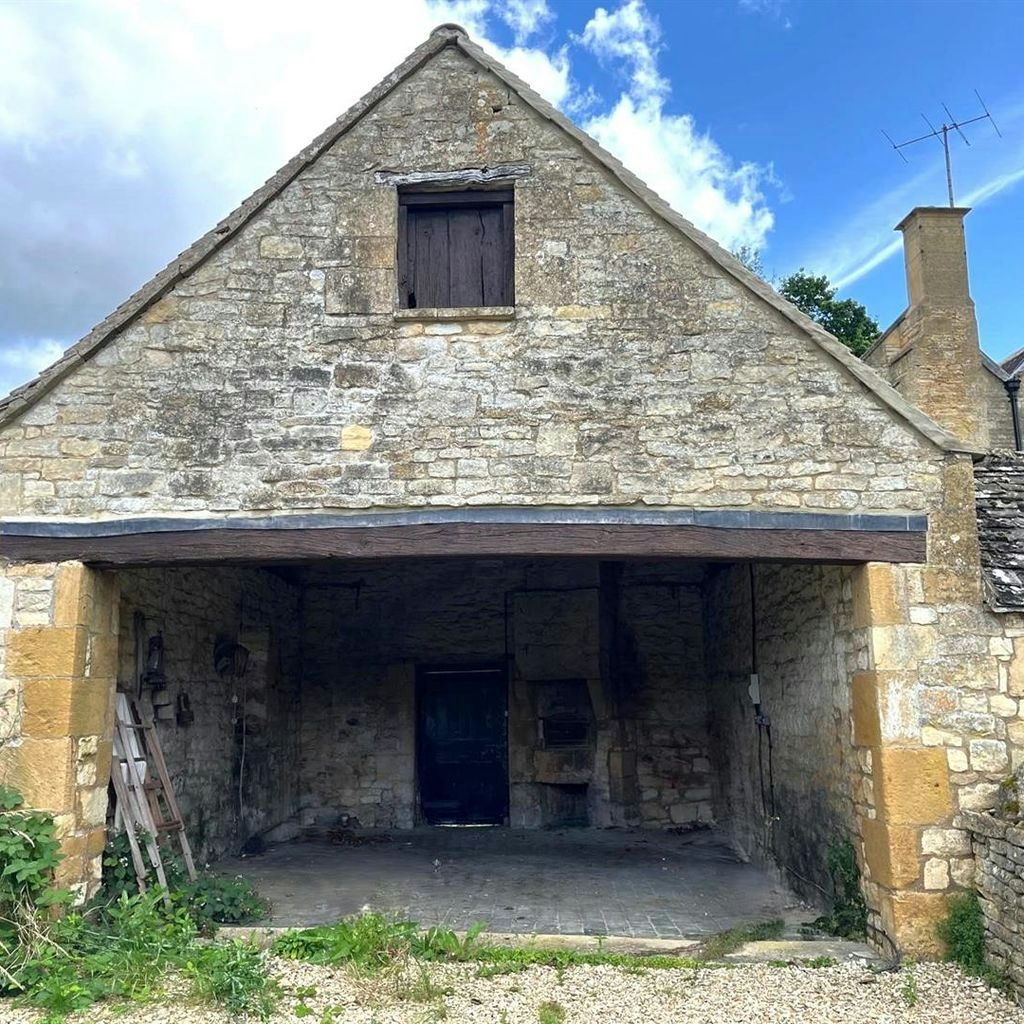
[498,0,554,44]
[585,97,775,250]
[0,339,65,397]
[497,45,572,108]
[579,1,775,250]
[830,165,1024,292]
[580,0,668,101]
[738,0,791,24]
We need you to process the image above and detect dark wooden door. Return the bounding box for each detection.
[417,666,508,825]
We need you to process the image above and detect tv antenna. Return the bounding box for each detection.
[883,91,1001,207]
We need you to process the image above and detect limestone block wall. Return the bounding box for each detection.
[845,456,1021,955]
[619,574,710,827]
[978,368,1016,452]
[116,567,302,863]
[0,561,117,898]
[961,810,1024,993]
[705,562,863,900]
[998,615,1024,776]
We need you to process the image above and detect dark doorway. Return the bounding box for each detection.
[417,666,508,825]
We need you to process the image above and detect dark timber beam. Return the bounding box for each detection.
[1,522,927,567]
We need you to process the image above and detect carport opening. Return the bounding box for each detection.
[112,556,860,933]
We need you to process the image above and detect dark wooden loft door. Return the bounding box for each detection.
[417,666,508,825]
[399,190,514,309]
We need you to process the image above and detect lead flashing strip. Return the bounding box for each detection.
[1,507,928,539]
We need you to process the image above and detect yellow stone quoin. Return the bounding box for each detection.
[0,562,119,898]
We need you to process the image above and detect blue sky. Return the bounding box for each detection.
[1,0,1022,398]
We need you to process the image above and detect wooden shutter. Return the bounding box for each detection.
[399,191,513,309]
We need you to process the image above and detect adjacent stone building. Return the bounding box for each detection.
[1,25,1021,957]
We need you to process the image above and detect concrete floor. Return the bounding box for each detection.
[218,827,808,939]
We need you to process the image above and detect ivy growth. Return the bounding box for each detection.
[0,783,70,945]
[813,839,868,939]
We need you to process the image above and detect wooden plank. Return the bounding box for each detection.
[478,205,506,306]
[109,766,149,891]
[114,713,170,902]
[135,703,197,880]
[448,208,485,307]
[397,203,410,308]
[410,209,449,308]
[500,200,515,305]
[2,522,928,566]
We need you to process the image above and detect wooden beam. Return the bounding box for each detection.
[1,522,927,567]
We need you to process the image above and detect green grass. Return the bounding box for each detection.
[767,956,837,969]
[395,966,453,1003]
[473,946,704,972]
[697,919,786,960]
[271,914,711,978]
[183,939,278,1018]
[2,890,278,1022]
[537,1000,566,1024]
[901,960,918,1008]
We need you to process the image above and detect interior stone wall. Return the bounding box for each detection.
[298,558,711,831]
[704,562,863,901]
[115,567,301,863]
[617,567,711,827]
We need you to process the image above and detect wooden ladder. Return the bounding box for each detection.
[111,693,197,900]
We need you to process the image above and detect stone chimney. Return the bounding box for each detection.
[888,206,988,447]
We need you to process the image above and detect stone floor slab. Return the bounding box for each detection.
[217,826,811,940]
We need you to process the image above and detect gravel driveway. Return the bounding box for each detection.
[2,958,1022,1024]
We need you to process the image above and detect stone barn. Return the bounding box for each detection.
[2,25,1021,957]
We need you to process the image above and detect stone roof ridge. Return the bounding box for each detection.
[0,25,979,455]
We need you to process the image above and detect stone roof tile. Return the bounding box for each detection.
[976,451,1024,610]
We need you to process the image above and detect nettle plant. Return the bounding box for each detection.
[97,830,268,930]
[0,784,68,925]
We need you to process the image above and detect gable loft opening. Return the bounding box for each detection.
[398,188,514,309]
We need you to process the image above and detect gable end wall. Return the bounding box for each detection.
[0,46,948,521]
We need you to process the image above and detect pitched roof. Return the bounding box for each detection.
[1002,346,1024,377]
[975,452,1024,610]
[0,25,977,454]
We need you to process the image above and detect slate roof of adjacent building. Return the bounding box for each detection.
[976,451,1024,610]
[0,26,972,455]
[1001,347,1024,377]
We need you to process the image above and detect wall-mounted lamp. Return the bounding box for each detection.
[142,633,166,687]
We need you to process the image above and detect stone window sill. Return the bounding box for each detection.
[394,306,515,322]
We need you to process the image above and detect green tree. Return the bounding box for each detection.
[732,245,765,279]
[778,270,879,356]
